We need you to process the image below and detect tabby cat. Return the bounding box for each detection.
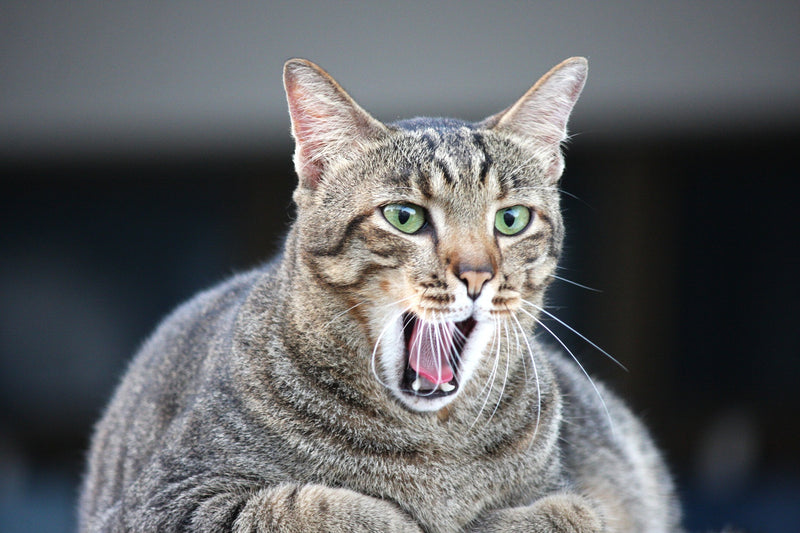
[79,57,682,532]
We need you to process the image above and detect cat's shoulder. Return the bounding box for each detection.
[133,260,280,360]
[165,266,266,328]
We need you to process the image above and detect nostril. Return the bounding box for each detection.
[458,270,493,300]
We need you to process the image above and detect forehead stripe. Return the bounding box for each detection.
[434,159,455,185]
[471,132,492,184]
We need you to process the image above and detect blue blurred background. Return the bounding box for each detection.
[2,2,799,531]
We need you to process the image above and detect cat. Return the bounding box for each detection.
[79,57,683,532]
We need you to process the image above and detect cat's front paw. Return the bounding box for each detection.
[234,483,423,533]
[468,493,603,533]
[528,493,604,532]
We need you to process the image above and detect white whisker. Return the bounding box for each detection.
[511,312,541,446]
[383,294,416,309]
[517,305,615,436]
[329,294,415,330]
[407,315,428,394]
[470,320,501,430]
[428,321,439,389]
[556,186,598,211]
[521,300,627,371]
[510,318,526,381]
[367,295,418,390]
[370,308,407,389]
[487,321,512,422]
[429,320,447,393]
[485,322,504,417]
[548,274,602,293]
[324,301,366,328]
[453,325,468,342]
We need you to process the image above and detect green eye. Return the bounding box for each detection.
[383,203,427,234]
[495,205,531,236]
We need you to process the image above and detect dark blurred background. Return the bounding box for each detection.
[2,2,799,532]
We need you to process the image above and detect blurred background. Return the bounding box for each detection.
[2,2,798,531]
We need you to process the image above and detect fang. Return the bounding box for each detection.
[439,382,455,392]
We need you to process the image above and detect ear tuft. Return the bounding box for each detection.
[283,59,386,189]
[483,57,588,146]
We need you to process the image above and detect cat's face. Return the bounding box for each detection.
[284,58,586,412]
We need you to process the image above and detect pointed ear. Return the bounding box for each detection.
[481,57,587,146]
[283,59,387,190]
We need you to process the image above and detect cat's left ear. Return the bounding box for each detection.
[284,59,387,191]
[481,57,587,179]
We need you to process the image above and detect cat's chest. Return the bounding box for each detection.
[329,426,555,533]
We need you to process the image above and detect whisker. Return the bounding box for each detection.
[503,149,560,179]
[517,306,616,436]
[548,274,602,293]
[429,320,447,392]
[324,301,366,328]
[510,317,527,381]
[487,321,512,422]
[383,294,417,309]
[370,308,407,389]
[401,310,419,336]
[506,185,561,194]
[408,315,432,396]
[521,299,627,372]
[556,187,595,211]
[511,313,541,446]
[427,321,439,392]
[479,322,500,394]
[470,320,502,430]
[451,321,470,374]
[330,294,416,329]
[406,314,454,396]
[449,323,465,372]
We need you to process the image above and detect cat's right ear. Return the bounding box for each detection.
[480,57,587,181]
[283,59,387,190]
[481,57,587,145]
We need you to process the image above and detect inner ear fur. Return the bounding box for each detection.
[481,57,587,146]
[283,59,387,190]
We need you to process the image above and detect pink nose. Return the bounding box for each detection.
[458,268,493,299]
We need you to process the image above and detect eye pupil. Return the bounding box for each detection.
[398,209,410,225]
[503,211,516,227]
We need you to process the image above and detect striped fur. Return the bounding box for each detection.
[79,58,682,532]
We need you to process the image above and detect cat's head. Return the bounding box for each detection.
[283,58,587,412]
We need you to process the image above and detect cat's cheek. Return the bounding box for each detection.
[523,256,559,293]
[371,275,420,311]
[304,254,379,287]
[362,225,416,260]
[303,235,409,288]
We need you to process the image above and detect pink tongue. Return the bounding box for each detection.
[408,320,455,385]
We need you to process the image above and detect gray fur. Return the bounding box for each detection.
[80,58,682,532]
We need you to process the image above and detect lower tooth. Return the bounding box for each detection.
[411,378,422,392]
[439,382,455,392]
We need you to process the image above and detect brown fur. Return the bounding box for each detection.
[79,58,682,532]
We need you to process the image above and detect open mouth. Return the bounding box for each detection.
[400,313,477,398]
